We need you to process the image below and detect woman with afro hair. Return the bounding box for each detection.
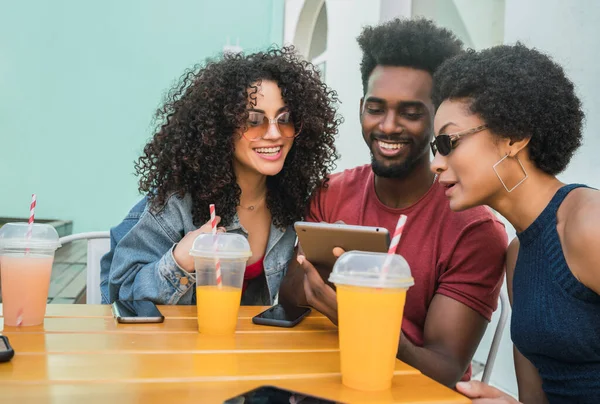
[430,43,600,403]
[100,46,340,306]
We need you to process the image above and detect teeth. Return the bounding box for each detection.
[255,147,281,154]
[378,141,405,150]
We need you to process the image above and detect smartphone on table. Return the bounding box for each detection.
[0,336,15,363]
[252,303,311,328]
[111,300,164,323]
[223,385,340,403]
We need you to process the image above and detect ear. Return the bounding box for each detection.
[507,136,531,157]
[359,97,364,119]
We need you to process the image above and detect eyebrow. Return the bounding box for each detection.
[437,122,458,135]
[247,106,289,114]
[364,97,428,111]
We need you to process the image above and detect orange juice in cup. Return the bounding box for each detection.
[329,251,414,391]
[190,233,251,335]
[196,285,242,334]
[0,223,61,326]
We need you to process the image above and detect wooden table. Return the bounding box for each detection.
[0,305,469,403]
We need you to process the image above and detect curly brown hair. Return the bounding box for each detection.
[135,46,340,228]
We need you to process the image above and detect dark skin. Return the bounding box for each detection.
[280,66,490,387]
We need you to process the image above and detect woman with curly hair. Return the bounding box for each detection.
[430,43,600,403]
[99,46,339,306]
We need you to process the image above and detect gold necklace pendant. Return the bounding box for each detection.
[239,196,265,211]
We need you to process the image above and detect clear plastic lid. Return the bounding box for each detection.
[0,222,61,251]
[189,232,252,260]
[328,251,414,289]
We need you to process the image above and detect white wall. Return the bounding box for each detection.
[505,0,600,190]
[307,3,327,60]
[284,0,307,48]
[323,0,384,171]
[412,0,505,50]
[453,0,505,49]
[379,0,411,23]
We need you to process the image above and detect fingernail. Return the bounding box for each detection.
[456,382,470,391]
[297,255,305,264]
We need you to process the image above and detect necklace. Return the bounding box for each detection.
[238,196,266,211]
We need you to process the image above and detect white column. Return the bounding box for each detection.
[319,0,382,171]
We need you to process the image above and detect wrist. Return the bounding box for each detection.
[172,244,194,272]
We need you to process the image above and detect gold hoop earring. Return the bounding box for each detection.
[493,154,528,193]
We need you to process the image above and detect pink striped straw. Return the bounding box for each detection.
[24,194,36,257]
[380,214,407,281]
[209,204,222,287]
[19,194,36,325]
[26,194,36,241]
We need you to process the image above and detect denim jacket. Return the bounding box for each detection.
[99,194,296,305]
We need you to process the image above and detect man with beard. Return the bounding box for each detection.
[279,18,507,387]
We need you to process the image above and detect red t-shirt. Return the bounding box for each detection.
[307,165,507,380]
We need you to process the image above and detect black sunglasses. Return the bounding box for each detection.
[430,125,488,156]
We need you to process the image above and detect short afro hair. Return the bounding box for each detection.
[432,43,584,175]
[357,18,464,93]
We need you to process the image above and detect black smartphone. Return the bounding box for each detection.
[252,304,311,328]
[223,385,340,404]
[0,336,15,363]
[111,300,165,323]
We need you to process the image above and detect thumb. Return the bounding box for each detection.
[332,247,346,258]
[297,254,318,277]
[456,381,501,399]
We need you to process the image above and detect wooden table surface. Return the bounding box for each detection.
[0,304,469,404]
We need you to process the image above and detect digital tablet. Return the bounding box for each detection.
[294,221,390,270]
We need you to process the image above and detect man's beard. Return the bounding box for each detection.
[371,155,419,179]
[365,128,430,179]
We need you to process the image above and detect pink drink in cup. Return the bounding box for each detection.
[0,223,61,326]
